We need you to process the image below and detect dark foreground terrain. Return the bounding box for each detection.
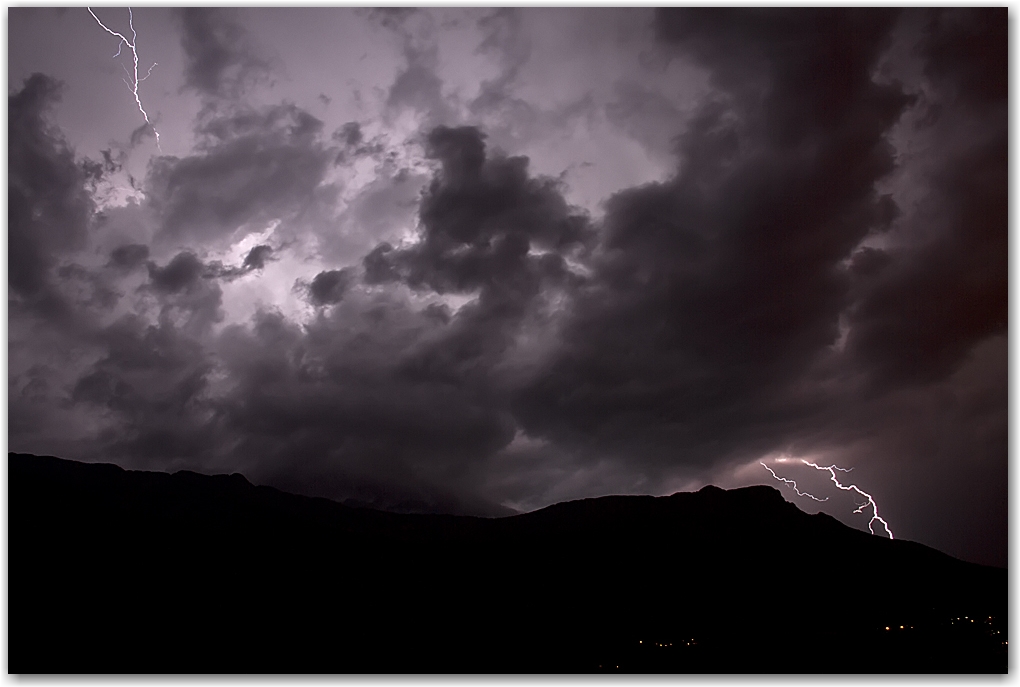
[11,453,1007,673]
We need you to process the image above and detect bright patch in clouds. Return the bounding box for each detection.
[7,8,1006,566]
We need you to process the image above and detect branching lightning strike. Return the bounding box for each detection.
[801,460,894,539]
[87,7,161,152]
[760,462,828,502]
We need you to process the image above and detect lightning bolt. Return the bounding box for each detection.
[802,460,894,539]
[87,7,161,152]
[760,462,828,502]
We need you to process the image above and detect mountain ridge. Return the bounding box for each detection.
[11,452,1006,673]
[12,451,974,560]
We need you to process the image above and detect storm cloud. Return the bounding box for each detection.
[513,8,913,462]
[145,103,336,246]
[178,8,270,100]
[9,74,93,317]
[7,8,1008,566]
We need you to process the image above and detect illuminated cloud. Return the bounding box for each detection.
[6,8,1007,565]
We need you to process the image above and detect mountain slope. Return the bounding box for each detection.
[10,453,1006,673]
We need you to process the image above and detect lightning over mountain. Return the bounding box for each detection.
[801,460,894,539]
[760,462,828,502]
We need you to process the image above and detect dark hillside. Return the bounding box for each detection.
[11,453,1006,673]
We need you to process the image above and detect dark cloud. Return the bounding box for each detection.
[55,262,120,311]
[487,8,1001,565]
[80,149,123,190]
[145,103,335,245]
[208,303,517,515]
[843,8,1006,388]
[655,8,906,144]
[49,120,596,518]
[128,120,157,149]
[241,244,274,271]
[363,126,592,304]
[362,243,400,285]
[148,251,206,294]
[846,247,892,278]
[108,244,150,271]
[511,9,914,471]
[8,74,93,315]
[178,8,270,99]
[307,268,354,306]
[199,244,277,282]
[147,246,274,296]
[919,8,1006,106]
[334,121,363,147]
[70,314,221,468]
[140,252,225,336]
[331,122,386,166]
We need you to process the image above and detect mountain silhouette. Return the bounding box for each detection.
[11,452,1006,673]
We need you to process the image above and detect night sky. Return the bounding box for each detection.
[8,8,1007,567]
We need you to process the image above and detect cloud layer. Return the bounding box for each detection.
[8,8,1007,565]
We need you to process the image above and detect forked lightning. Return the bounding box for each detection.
[760,462,827,501]
[761,459,894,539]
[801,460,893,538]
[87,7,161,151]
